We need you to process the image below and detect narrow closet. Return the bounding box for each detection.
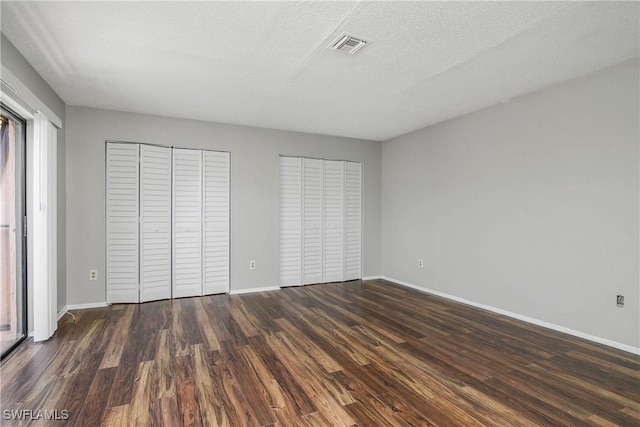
[279,156,362,287]
[106,142,229,303]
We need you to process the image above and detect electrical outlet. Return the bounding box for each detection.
[616,295,624,307]
[89,269,98,281]
[250,260,256,270]
[418,259,424,268]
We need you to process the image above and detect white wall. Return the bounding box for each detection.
[382,59,639,349]
[65,106,381,304]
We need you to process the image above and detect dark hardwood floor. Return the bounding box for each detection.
[1,279,638,426]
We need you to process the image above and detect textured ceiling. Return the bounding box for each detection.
[1,1,638,141]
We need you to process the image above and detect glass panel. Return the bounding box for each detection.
[1,106,26,358]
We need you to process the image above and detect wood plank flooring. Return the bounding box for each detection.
[1,279,639,426]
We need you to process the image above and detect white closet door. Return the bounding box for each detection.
[203,151,230,295]
[323,160,345,283]
[172,148,203,298]
[106,143,140,303]
[302,158,323,285]
[344,161,362,280]
[279,157,302,286]
[140,145,172,302]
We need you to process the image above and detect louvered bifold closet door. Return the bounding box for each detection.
[106,143,140,303]
[203,151,230,295]
[172,148,203,298]
[344,161,362,280]
[302,158,323,285]
[323,160,345,283]
[140,145,172,302]
[279,157,302,286]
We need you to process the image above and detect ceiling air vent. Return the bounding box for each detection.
[329,33,368,55]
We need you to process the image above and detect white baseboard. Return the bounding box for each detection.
[66,302,109,310]
[382,276,640,356]
[55,302,109,325]
[362,275,382,281]
[230,286,280,295]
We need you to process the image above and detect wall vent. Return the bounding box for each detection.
[329,33,368,55]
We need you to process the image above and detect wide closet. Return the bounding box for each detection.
[106,142,229,303]
[279,156,362,287]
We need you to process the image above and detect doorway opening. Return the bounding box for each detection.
[1,105,27,359]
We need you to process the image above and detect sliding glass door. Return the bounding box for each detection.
[1,105,27,359]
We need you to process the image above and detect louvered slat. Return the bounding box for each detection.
[302,158,323,285]
[140,145,172,302]
[172,148,203,298]
[323,160,345,283]
[106,143,140,303]
[203,151,230,295]
[344,161,362,280]
[279,156,302,286]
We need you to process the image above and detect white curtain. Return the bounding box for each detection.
[32,113,57,342]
